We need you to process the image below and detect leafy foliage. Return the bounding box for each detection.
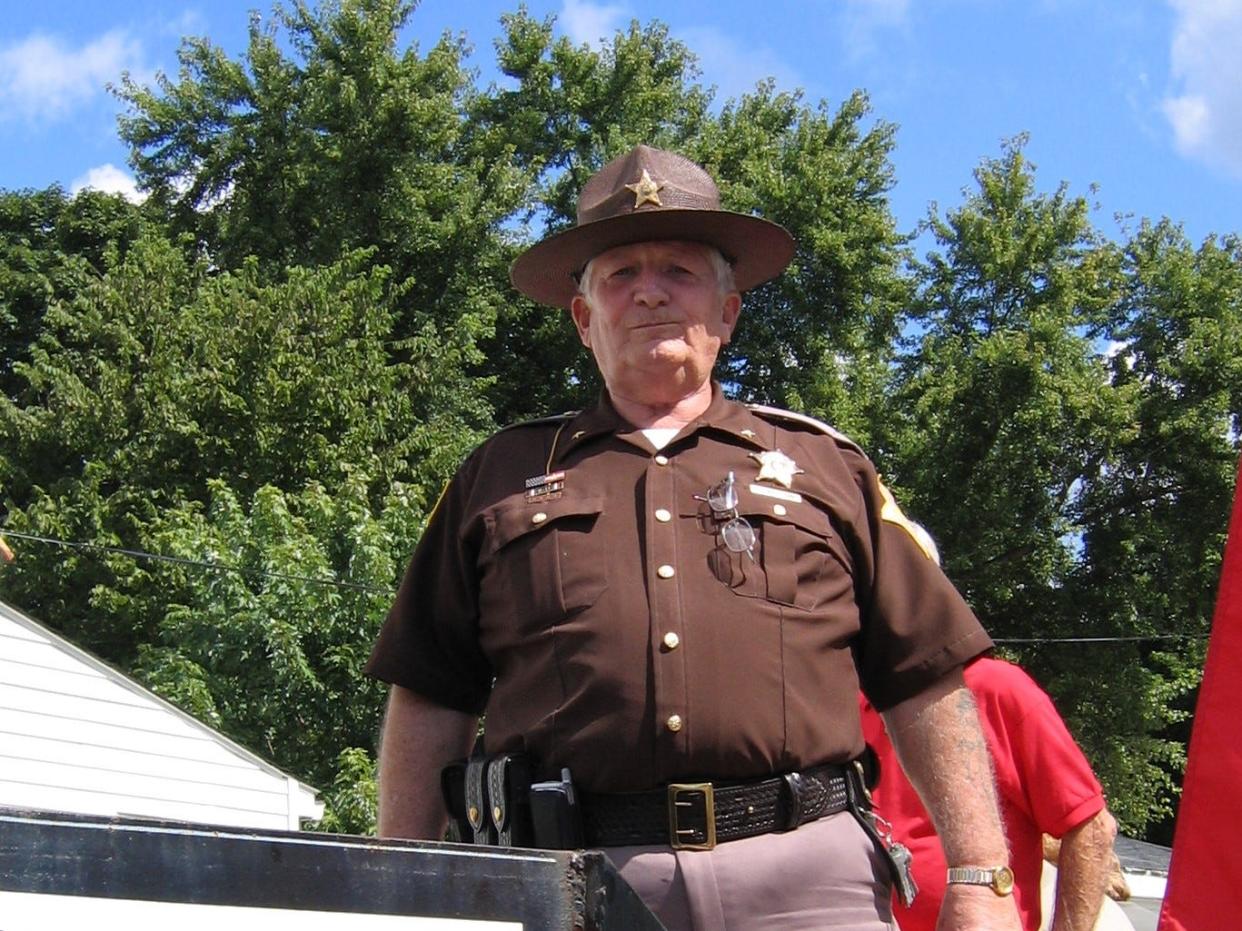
[0,186,143,397]
[1,2,1238,837]
[0,228,470,823]
[889,141,1239,834]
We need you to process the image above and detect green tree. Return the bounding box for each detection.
[129,475,417,799]
[115,0,524,352]
[117,1,909,429]
[889,139,1240,834]
[701,87,908,445]
[891,138,1126,621]
[1065,220,1242,831]
[0,231,477,826]
[0,186,142,397]
[1,229,478,639]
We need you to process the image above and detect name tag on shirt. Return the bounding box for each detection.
[749,483,802,503]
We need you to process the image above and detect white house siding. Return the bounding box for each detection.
[0,601,321,830]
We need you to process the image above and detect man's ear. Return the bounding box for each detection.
[720,291,742,345]
[569,294,593,348]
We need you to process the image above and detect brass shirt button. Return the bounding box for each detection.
[773,504,787,516]
[657,564,676,579]
[654,454,669,466]
[655,508,672,522]
[531,512,548,524]
[666,714,683,732]
[663,632,680,650]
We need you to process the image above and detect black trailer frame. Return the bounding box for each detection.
[0,808,664,930]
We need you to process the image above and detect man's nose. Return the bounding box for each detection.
[632,269,669,306]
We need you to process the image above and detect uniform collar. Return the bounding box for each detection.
[693,385,774,451]
[553,392,628,462]
[552,383,773,463]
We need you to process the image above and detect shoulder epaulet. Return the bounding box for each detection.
[746,404,866,456]
[494,410,579,435]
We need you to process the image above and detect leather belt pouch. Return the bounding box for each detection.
[486,752,534,846]
[442,752,536,847]
[439,758,472,843]
[465,756,497,845]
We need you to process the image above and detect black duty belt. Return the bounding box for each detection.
[580,762,856,850]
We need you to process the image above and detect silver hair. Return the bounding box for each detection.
[577,243,737,302]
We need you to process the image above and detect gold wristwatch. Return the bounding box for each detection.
[946,865,1015,896]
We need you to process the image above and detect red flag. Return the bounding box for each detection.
[1158,456,1242,930]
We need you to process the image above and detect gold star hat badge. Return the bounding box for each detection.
[624,168,664,208]
[750,449,804,489]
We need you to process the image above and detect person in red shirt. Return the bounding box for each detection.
[861,656,1119,931]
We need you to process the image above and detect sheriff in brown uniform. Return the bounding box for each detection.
[367,145,1023,931]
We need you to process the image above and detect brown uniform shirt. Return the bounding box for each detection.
[366,386,991,792]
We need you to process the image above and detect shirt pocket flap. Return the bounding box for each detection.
[486,495,606,556]
[740,495,834,538]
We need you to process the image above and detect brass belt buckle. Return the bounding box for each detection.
[668,782,716,850]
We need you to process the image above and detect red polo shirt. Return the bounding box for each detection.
[861,658,1106,931]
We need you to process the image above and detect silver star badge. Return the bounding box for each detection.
[625,168,664,208]
[751,449,804,489]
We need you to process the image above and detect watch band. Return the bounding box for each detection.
[946,865,1015,896]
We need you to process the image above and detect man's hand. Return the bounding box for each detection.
[937,884,1023,931]
[1104,851,1131,902]
[883,669,1022,931]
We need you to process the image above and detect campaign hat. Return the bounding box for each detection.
[510,144,795,307]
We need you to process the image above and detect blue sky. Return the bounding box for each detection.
[3,0,1241,247]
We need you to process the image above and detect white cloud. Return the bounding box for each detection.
[845,0,911,26]
[677,26,803,104]
[1161,0,1242,177]
[1163,94,1211,149]
[560,0,628,46]
[841,0,912,61]
[71,163,145,203]
[0,29,142,123]
[555,1,799,104]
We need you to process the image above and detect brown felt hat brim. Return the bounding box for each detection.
[510,208,795,308]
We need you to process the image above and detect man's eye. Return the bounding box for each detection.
[609,266,635,279]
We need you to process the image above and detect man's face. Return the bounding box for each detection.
[570,241,742,405]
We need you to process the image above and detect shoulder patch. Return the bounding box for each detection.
[875,478,941,564]
[495,411,579,434]
[746,404,865,456]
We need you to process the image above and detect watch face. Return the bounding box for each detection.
[992,866,1015,895]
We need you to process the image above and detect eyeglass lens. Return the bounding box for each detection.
[720,517,755,555]
[707,472,739,514]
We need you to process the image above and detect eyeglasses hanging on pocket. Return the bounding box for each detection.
[696,471,756,561]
